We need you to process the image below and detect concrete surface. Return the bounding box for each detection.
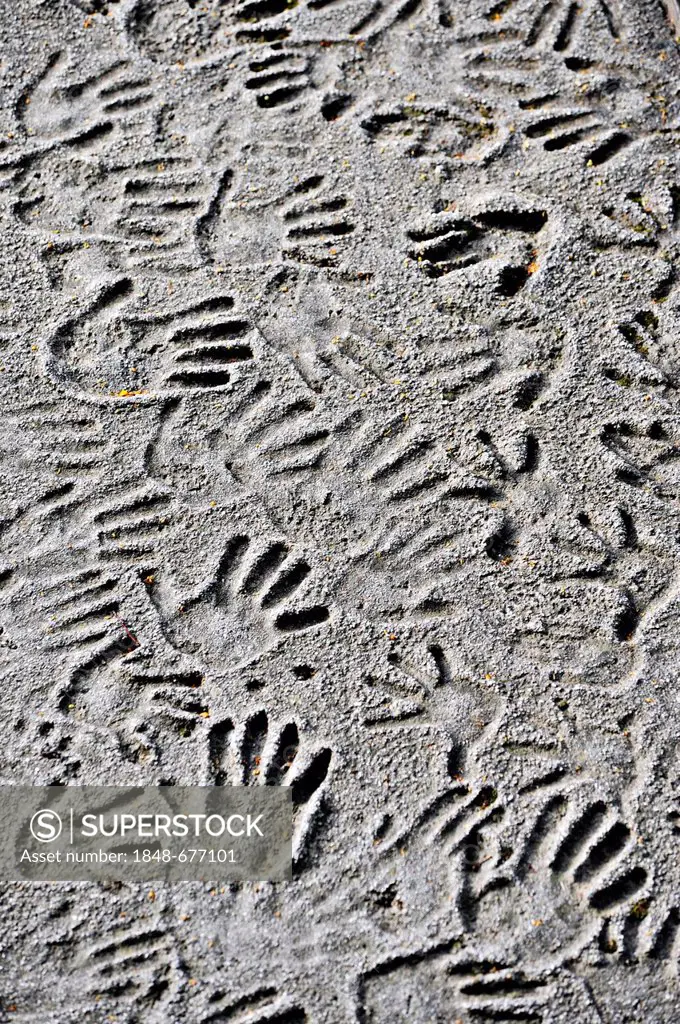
[1,0,680,1020]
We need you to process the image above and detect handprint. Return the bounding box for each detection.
[146,532,330,671]
[21,51,154,144]
[208,710,332,870]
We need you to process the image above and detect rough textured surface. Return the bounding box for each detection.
[1,0,680,1020]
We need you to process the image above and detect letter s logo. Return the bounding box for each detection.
[30,809,62,843]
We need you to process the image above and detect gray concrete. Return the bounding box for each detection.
[1,0,680,1019]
